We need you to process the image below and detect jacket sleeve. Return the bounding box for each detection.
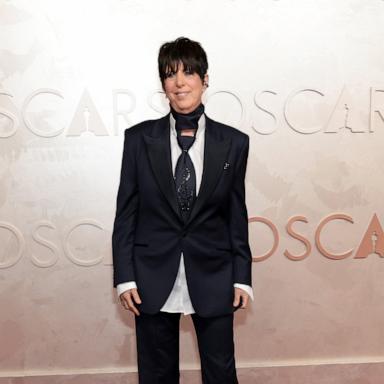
[229,134,252,286]
[112,129,139,287]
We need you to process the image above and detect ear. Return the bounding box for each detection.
[203,73,209,89]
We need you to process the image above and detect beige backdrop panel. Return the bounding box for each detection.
[1,0,384,382]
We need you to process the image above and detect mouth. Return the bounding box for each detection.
[175,92,189,97]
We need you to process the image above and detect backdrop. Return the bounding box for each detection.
[1,0,384,383]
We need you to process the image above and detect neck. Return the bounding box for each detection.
[180,128,196,137]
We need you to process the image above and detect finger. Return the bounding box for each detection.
[233,291,241,307]
[126,293,140,316]
[120,288,141,315]
[120,297,130,310]
[240,294,249,309]
[131,289,142,304]
[120,293,131,310]
[120,291,140,315]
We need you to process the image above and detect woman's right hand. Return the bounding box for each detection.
[120,288,142,316]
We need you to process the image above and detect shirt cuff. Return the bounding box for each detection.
[116,281,137,297]
[234,283,254,301]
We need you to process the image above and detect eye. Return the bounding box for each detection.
[184,68,194,75]
[165,70,176,78]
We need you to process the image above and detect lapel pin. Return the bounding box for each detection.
[223,162,230,170]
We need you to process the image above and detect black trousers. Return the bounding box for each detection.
[135,312,238,384]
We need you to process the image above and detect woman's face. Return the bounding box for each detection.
[163,62,208,114]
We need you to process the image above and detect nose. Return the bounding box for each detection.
[175,70,185,87]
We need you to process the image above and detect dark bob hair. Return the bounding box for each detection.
[158,37,208,86]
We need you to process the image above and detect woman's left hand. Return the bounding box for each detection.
[233,287,249,310]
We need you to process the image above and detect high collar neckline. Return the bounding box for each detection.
[170,103,205,132]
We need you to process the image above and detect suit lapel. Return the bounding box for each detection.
[186,116,231,226]
[144,114,232,227]
[143,114,181,221]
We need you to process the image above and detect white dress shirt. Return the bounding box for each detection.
[117,114,254,314]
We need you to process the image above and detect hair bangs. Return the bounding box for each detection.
[158,37,208,85]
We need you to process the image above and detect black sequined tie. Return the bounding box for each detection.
[171,104,204,221]
[174,135,196,221]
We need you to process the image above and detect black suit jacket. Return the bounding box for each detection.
[112,113,252,317]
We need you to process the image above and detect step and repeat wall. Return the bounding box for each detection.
[1,0,384,382]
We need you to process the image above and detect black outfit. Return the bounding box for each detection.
[112,109,252,383]
[135,312,237,384]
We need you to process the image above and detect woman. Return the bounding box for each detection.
[112,36,253,384]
